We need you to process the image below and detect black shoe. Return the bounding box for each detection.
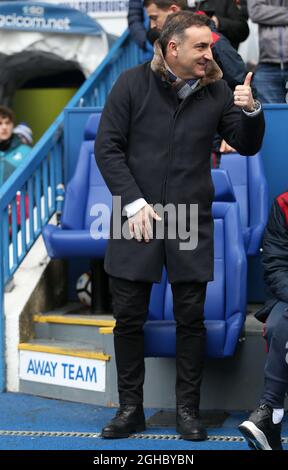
[101,405,146,439]
[238,404,283,450]
[176,406,207,441]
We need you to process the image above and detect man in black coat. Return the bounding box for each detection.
[239,193,288,450]
[144,0,248,89]
[143,0,252,155]
[95,11,264,440]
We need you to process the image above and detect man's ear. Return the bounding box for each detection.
[167,39,178,57]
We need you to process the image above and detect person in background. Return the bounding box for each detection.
[0,106,31,186]
[128,0,154,60]
[13,122,33,146]
[239,192,288,450]
[209,0,249,50]
[128,1,249,58]
[248,0,288,103]
[237,0,249,19]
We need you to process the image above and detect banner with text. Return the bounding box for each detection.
[0,2,103,35]
[20,350,106,392]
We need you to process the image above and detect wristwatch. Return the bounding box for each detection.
[245,99,261,113]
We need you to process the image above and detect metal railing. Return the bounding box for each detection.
[0,29,141,391]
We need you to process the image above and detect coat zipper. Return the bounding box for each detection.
[161,107,178,206]
[161,95,195,206]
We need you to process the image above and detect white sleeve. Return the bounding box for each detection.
[123,198,147,218]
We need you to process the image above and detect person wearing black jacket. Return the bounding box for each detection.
[238,0,249,19]
[95,12,264,441]
[128,0,151,51]
[210,0,249,50]
[128,0,249,52]
[239,193,288,450]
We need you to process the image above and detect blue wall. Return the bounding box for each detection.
[248,104,288,302]
[262,104,288,205]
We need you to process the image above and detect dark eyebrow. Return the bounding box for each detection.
[194,42,210,47]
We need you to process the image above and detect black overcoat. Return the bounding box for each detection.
[95,61,265,283]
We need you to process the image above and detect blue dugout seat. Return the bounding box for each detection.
[43,113,111,312]
[43,114,111,259]
[219,152,269,255]
[144,173,247,358]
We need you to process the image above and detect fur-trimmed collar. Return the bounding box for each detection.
[151,40,223,88]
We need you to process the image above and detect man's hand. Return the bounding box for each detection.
[128,204,162,243]
[219,139,236,154]
[234,72,255,112]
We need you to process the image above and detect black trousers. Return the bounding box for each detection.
[261,301,288,409]
[109,276,207,408]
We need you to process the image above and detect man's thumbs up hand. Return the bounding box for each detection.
[243,71,253,87]
[234,72,255,112]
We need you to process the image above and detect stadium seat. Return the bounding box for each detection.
[219,152,269,255]
[43,113,110,259]
[42,113,111,312]
[211,168,236,202]
[144,197,247,358]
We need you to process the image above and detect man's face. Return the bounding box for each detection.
[146,3,173,31]
[169,25,213,79]
[0,117,13,141]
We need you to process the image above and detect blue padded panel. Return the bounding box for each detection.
[205,260,225,321]
[248,153,268,227]
[61,141,93,230]
[212,219,225,259]
[211,169,236,202]
[242,226,251,251]
[148,270,167,321]
[144,321,176,357]
[42,224,108,258]
[143,202,247,358]
[213,202,247,321]
[205,320,226,357]
[84,113,101,141]
[233,186,249,227]
[84,152,112,230]
[144,320,226,358]
[218,152,269,255]
[220,154,249,227]
[163,219,225,322]
[224,312,244,356]
[247,153,269,255]
[163,285,173,320]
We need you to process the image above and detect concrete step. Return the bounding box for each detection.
[18,339,111,359]
[19,307,279,409]
[33,303,115,347]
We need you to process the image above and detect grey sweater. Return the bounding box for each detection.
[248,0,288,64]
